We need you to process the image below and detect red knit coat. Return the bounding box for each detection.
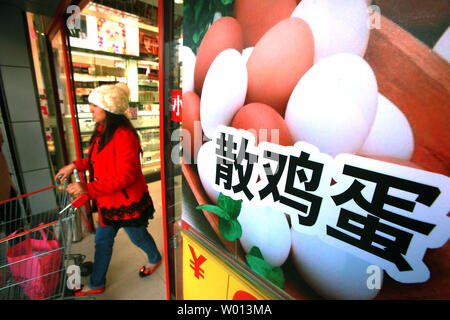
[73,125,153,227]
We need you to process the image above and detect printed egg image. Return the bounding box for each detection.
[291,0,370,63]
[360,93,415,160]
[358,154,423,170]
[196,141,220,204]
[180,46,196,94]
[285,53,378,157]
[181,0,450,301]
[238,203,291,267]
[182,91,202,163]
[231,102,293,146]
[194,17,243,95]
[291,229,383,300]
[434,26,450,63]
[246,17,314,117]
[242,47,254,64]
[200,49,248,139]
[233,0,297,47]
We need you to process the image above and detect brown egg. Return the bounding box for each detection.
[182,91,203,163]
[331,154,424,186]
[246,17,314,117]
[194,17,243,95]
[231,103,293,146]
[233,0,297,47]
[358,154,423,170]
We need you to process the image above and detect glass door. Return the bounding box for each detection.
[47,15,93,233]
[49,26,82,165]
[27,13,69,177]
[67,1,162,181]
[42,2,171,298]
[159,0,183,300]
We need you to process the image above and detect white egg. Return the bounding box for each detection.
[242,47,254,64]
[285,53,378,157]
[180,46,196,94]
[291,229,383,300]
[291,0,370,63]
[212,11,223,23]
[238,203,291,268]
[433,26,450,63]
[200,49,248,139]
[196,141,220,204]
[360,93,414,160]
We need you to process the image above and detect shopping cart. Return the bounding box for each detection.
[0,173,89,300]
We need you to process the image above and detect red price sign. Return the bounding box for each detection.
[171,89,182,122]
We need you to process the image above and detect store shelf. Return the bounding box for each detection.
[70,48,161,178]
[74,74,125,82]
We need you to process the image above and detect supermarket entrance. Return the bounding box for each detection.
[68,1,162,182]
[26,0,171,299]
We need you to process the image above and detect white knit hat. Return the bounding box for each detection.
[88,82,131,115]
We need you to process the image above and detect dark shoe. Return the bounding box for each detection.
[139,261,161,278]
[74,285,105,297]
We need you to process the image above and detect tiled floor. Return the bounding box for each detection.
[70,180,167,300]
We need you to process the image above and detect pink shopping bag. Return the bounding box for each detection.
[6,225,62,300]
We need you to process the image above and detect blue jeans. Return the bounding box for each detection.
[89,223,161,289]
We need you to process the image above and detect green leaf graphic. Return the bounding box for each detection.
[193,0,203,23]
[266,266,285,289]
[248,246,264,260]
[218,193,242,220]
[196,204,230,220]
[245,246,285,289]
[218,218,242,241]
[197,193,243,241]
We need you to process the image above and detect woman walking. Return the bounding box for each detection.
[55,82,161,296]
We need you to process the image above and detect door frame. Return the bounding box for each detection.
[45,0,95,232]
[46,0,172,300]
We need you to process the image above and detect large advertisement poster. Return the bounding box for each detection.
[181,0,450,300]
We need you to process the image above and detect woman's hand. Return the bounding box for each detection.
[66,182,88,196]
[55,163,76,183]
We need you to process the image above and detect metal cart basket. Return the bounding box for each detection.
[0,179,88,300]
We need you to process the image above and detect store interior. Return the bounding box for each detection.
[27,0,165,182]
[67,0,169,299]
[69,1,161,179]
